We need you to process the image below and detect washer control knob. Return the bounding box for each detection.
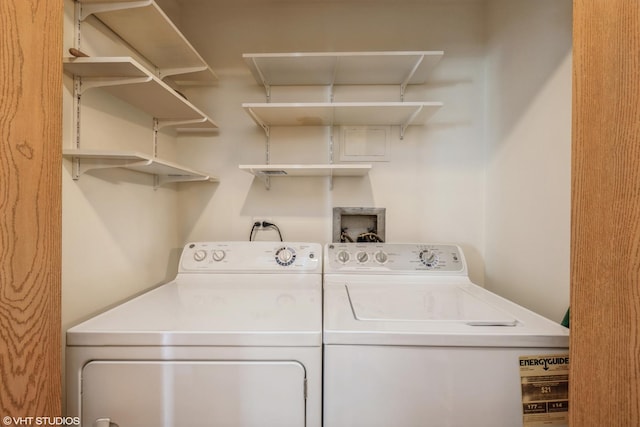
[336,250,350,264]
[356,251,369,264]
[374,250,388,264]
[193,249,207,262]
[212,249,226,262]
[276,247,296,266]
[419,249,438,268]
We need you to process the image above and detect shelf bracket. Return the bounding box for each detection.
[70,157,152,180]
[74,1,82,52]
[329,56,338,103]
[73,77,82,150]
[79,0,153,21]
[78,76,152,94]
[253,172,272,191]
[156,117,208,130]
[246,107,271,137]
[265,85,272,102]
[250,57,272,101]
[159,65,208,80]
[264,129,272,190]
[155,174,212,188]
[329,126,334,190]
[400,54,425,101]
[152,118,159,158]
[400,104,424,140]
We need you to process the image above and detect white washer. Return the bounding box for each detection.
[66,242,322,427]
[323,243,570,427]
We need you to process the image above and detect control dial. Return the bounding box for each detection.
[212,249,226,262]
[356,251,369,264]
[419,249,439,268]
[193,249,207,262]
[336,250,350,264]
[374,250,388,264]
[276,247,297,266]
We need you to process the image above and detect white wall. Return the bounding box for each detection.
[61,0,183,333]
[484,0,572,321]
[175,0,572,319]
[177,0,489,283]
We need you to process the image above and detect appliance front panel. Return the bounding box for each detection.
[180,241,322,273]
[323,345,569,427]
[82,360,306,427]
[324,243,467,275]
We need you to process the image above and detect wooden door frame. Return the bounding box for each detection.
[570,0,640,425]
[0,0,63,418]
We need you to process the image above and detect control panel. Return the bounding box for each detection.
[325,243,466,274]
[180,242,321,273]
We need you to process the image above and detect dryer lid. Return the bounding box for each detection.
[67,275,322,347]
[346,283,518,326]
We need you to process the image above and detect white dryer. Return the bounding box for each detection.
[323,243,569,427]
[66,242,322,427]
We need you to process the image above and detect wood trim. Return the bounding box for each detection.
[571,0,640,424]
[0,0,63,417]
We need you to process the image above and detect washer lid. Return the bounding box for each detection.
[347,283,518,326]
[323,279,569,347]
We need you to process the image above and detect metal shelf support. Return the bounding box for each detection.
[79,0,153,21]
[78,76,152,94]
[401,54,425,101]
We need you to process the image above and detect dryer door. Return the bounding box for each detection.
[81,360,306,427]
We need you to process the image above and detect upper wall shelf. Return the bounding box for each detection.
[63,149,219,187]
[243,51,443,95]
[243,101,443,138]
[63,56,218,131]
[239,164,372,190]
[77,0,217,84]
[240,164,372,177]
[240,51,444,189]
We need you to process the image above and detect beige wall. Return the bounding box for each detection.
[177,0,489,282]
[61,0,183,331]
[176,0,572,321]
[484,0,573,321]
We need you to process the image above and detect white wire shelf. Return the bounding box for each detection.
[64,56,218,131]
[64,149,219,187]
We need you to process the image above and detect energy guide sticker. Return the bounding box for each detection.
[519,354,569,427]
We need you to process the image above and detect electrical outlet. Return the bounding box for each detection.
[250,218,281,242]
[251,218,272,227]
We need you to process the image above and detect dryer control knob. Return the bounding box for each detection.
[193,249,207,262]
[356,251,369,264]
[212,249,226,262]
[336,250,350,264]
[419,249,438,268]
[374,250,388,264]
[276,247,296,266]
